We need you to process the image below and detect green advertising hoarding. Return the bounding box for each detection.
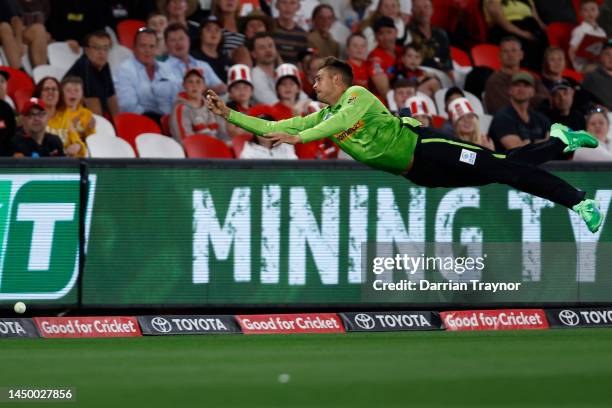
[81,162,612,307]
[0,163,84,305]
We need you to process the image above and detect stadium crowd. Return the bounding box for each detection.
[0,0,610,160]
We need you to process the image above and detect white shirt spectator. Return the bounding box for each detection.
[570,21,607,71]
[240,140,298,159]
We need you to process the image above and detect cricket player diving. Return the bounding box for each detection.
[206,57,603,233]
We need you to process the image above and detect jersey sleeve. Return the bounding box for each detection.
[298,87,374,143]
[227,109,322,136]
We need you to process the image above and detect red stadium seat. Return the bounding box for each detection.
[546,23,575,52]
[183,134,233,158]
[471,44,501,70]
[114,112,161,149]
[231,134,252,158]
[457,0,488,46]
[117,19,146,49]
[160,114,171,136]
[451,46,472,67]
[563,68,583,82]
[431,0,458,32]
[431,115,446,129]
[1,66,34,100]
[13,88,33,113]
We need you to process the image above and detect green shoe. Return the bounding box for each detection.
[550,123,599,153]
[573,199,603,233]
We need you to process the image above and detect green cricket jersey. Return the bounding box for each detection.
[227,85,420,174]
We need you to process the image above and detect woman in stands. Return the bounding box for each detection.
[211,0,250,65]
[33,76,94,158]
[574,106,612,161]
[448,97,495,150]
[191,16,230,83]
[483,0,548,71]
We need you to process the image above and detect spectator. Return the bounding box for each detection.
[582,39,612,109]
[0,0,49,69]
[368,16,402,97]
[163,23,227,99]
[299,51,323,98]
[47,1,107,53]
[482,0,548,72]
[161,0,199,42]
[272,0,309,64]
[448,97,495,149]
[409,0,452,74]
[64,30,119,117]
[484,36,549,115]
[360,0,409,53]
[249,32,281,104]
[13,98,64,157]
[406,95,432,126]
[226,64,256,113]
[489,72,551,152]
[32,76,61,122]
[346,33,373,89]
[239,9,272,40]
[540,46,591,113]
[146,12,169,57]
[569,0,607,72]
[393,43,441,97]
[539,79,586,131]
[115,28,176,122]
[0,70,15,111]
[47,76,95,158]
[440,86,465,136]
[211,0,249,65]
[239,131,298,159]
[191,16,231,83]
[389,77,417,114]
[0,99,16,156]
[308,4,340,58]
[574,105,612,160]
[170,68,228,143]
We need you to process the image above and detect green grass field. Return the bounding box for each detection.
[2,329,612,407]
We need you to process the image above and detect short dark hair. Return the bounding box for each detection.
[247,31,274,51]
[134,27,158,47]
[312,4,334,20]
[404,42,423,55]
[164,22,189,41]
[346,32,365,47]
[85,30,112,47]
[500,35,522,48]
[318,57,353,87]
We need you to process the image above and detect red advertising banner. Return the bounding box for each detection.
[236,313,345,334]
[441,309,549,331]
[34,317,141,338]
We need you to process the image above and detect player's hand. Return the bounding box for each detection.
[206,90,230,119]
[264,132,301,147]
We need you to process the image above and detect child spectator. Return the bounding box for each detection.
[569,0,607,72]
[405,95,432,127]
[170,68,228,143]
[146,12,168,57]
[448,97,495,149]
[393,43,441,97]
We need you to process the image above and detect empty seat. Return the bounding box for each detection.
[86,134,136,158]
[47,42,82,68]
[92,114,116,137]
[183,134,233,158]
[136,133,185,158]
[114,112,161,149]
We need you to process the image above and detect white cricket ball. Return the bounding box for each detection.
[14,302,26,314]
[278,373,290,384]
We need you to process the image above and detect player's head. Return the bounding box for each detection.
[314,57,353,104]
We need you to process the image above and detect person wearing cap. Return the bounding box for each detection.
[438,86,465,137]
[170,68,228,143]
[307,4,340,58]
[405,95,432,127]
[368,16,403,97]
[539,79,586,131]
[484,36,549,115]
[191,16,231,83]
[162,23,227,100]
[449,97,495,150]
[0,70,15,111]
[226,64,255,113]
[582,39,612,110]
[207,56,604,232]
[13,98,64,158]
[116,28,176,122]
[489,72,553,153]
